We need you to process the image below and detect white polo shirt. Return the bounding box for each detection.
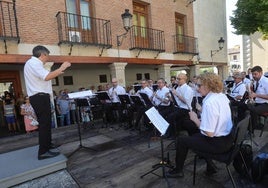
[24,56,52,97]
[200,92,233,137]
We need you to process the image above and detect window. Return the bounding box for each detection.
[66,0,94,42]
[63,76,73,85]
[133,1,149,47]
[66,0,92,28]
[233,55,237,61]
[144,73,150,80]
[175,13,186,51]
[99,75,107,83]
[136,73,142,80]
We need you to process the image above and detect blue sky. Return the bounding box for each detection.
[226,0,241,48]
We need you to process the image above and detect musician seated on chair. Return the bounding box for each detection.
[132,79,154,130]
[227,72,246,104]
[167,72,234,178]
[238,66,268,129]
[165,73,194,139]
[106,78,126,123]
[152,78,173,118]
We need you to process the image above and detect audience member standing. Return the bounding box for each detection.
[57,91,71,126]
[24,45,71,160]
[3,93,17,133]
[20,96,38,133]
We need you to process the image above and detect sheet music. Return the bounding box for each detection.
[68,90,93,99]
[145,107,169,136]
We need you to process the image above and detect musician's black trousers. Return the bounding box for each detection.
[237,102,268,130]
[165,107,190,137]
[175,132,234,171]
[30,93,52,155]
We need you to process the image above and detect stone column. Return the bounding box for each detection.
[109,62,128,87]
[217,65,228,80]
[189,65,201,78]
[157,64,173,83]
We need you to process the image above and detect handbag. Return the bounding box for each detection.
[30,117,39,126]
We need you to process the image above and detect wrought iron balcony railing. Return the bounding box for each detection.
[173,34,198,55]
[129,25,165,52]
[56,11,112,48]
[0,0,20,41]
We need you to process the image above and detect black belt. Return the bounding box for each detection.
[33,92,49,97]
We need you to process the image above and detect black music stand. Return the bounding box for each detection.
[96,91,110,101]
[152,84,158,92]
[134,85,142,93]
[169,90,178,107]
[130,95,144,106]
[117,94,132,129]
[140,107,173,187]
[68,98,97,158]
[96,91,111,127]
[139,93,153,108]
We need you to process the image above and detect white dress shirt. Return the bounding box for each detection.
[229,81,246,100]
[255,75,268,104]
[174,83,194,110]
[108,85,126,103]
[152,86,170,106]
[24,56,52,96]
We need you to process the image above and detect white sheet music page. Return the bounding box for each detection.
[68,90,93,99]
[145,107,169,136]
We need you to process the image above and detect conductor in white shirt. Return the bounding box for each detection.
[24,45,71,160]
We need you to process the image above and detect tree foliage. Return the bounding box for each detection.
[230,0,268,39]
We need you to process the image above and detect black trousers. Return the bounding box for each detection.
[175,132,234,171]
[30,93,52,155]
[237,102,268,129]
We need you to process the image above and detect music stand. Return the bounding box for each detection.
[152,84,158,92]
[130,95,144,106]
[140,107,173,187]
[118,94,131,105]
[169,90,178,107]
[67,93,97,158]
[139,93,153,108]
[96,91,110,101]
[225,80,234,88]
[133,85,142,93]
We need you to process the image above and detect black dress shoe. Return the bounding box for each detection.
[38,150,60,160]
[166,168,184,178]
[50,143,60,149]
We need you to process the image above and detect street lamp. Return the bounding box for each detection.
[117,9,133,46]
[210,37,225,58]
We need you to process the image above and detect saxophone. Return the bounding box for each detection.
[245,79,255,105]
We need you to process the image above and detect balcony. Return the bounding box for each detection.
[173,34,198,55]
[0,0,20,51]
[56,12,112,49]
[129,25,165,53]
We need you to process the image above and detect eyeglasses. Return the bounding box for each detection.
[196,83,202,88]
[177,78,183,80]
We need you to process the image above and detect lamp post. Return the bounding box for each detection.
[210,37,225,58]
[117,9,133,47]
